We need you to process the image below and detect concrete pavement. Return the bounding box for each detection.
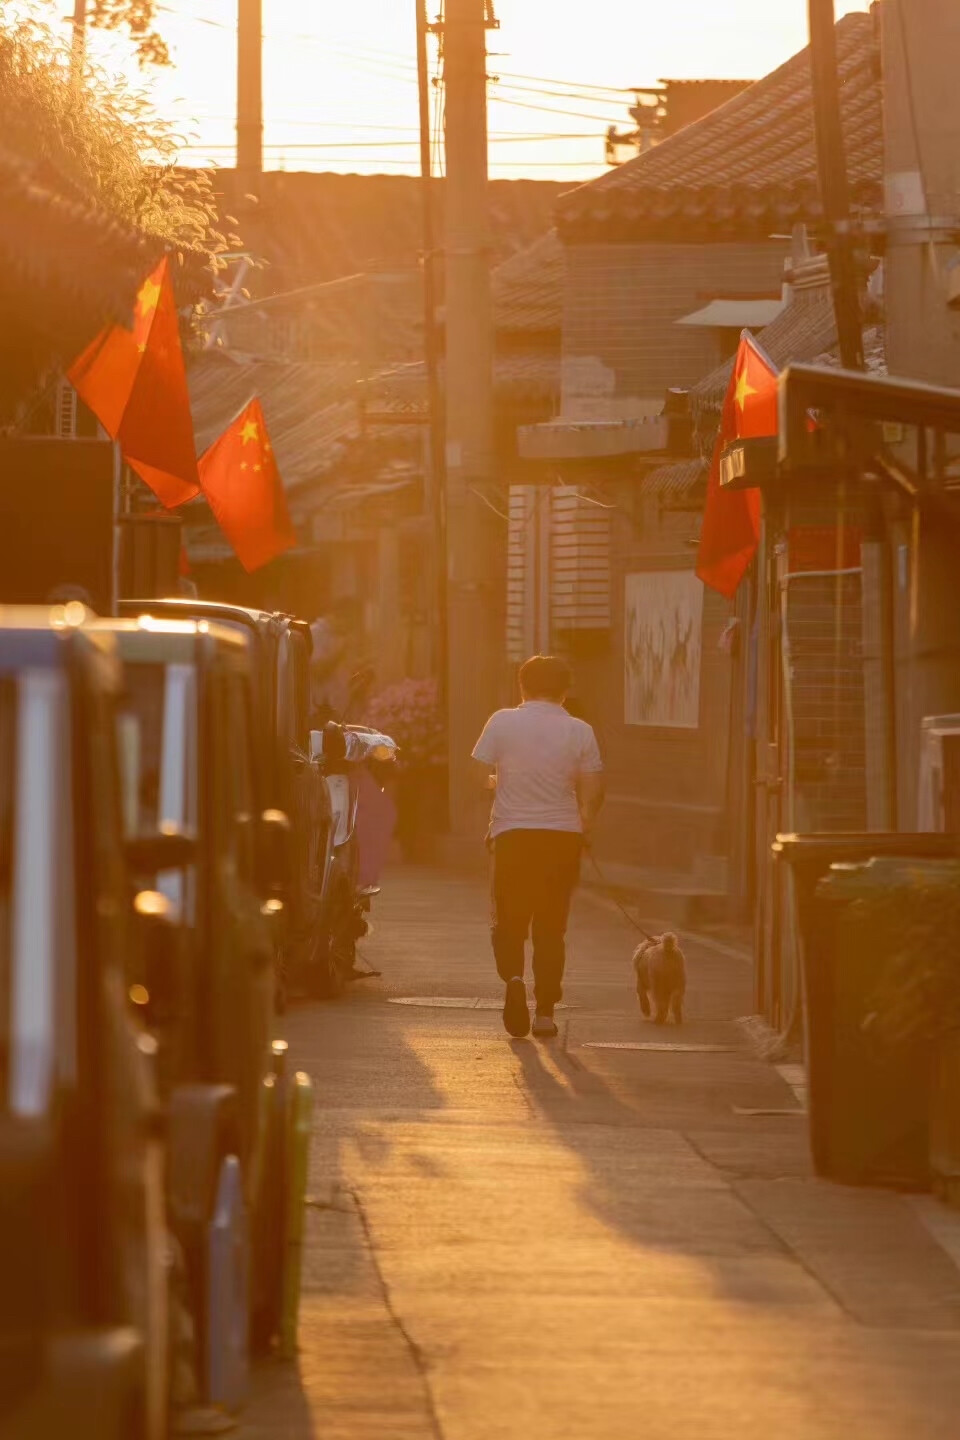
[244,866,960,1439]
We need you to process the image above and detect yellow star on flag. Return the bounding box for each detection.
[240,462,248,471]
[240,419,259,445]
[735,365,757,412]
[137,277,161,318]
[254,463,262,472]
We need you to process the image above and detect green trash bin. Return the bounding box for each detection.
[774,835,960,1189]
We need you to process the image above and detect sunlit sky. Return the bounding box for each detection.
[64,0,871,180]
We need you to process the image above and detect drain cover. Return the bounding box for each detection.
[389,997,574,1012]
[580,1041,737,1053]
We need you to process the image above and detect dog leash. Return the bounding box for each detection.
[584,847,656,943]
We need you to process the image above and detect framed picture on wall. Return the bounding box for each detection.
[624,569,704,728]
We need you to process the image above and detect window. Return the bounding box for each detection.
[117,662,165,837]
[117,662,198,840]
[117,660,198,922]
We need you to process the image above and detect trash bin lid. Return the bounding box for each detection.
[773,831,960,873]
[815,854,960,904]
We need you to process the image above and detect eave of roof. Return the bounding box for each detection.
[0,146,211,326]
[677,298,785,329]
[641,457,709,508]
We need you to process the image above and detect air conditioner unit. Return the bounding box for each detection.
[918,715,960,831]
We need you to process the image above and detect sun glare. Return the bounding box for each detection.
[69,0,871,178]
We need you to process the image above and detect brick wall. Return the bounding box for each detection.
[561,241,788,418]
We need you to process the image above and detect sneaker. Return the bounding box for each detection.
[532,1011,559,1040]
[502,977,530,1038]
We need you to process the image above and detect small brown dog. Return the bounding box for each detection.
[634,932,686,1025]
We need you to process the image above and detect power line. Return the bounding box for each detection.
[157,8,634,109]
[487,94,624,123]
[488,79,629,107]
[490,66,633,95]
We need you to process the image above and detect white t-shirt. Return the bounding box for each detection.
[472,701,603,838]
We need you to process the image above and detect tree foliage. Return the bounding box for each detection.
[87,0,170,69]
[0,13,231,266]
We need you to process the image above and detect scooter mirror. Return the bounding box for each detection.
[321,720,347,762]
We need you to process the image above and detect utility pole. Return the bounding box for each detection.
[882,0,960,826]
[442,0,501,835]
[807,0,864,369]
[415,3,449,722]
[237,0,263,187]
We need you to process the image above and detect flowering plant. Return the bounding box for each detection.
[363,677,446,768]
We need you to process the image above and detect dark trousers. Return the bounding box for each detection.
[490,829,583,1011]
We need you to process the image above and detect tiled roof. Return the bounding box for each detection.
[0,147,160,315]
[184,473,418,562]
[207,224,563,369]
[492,230,564,335]
[213,269,424,367]
[189,352,362,488]
[558,12,881,241]
[210,170,568,296]
[690,256,838,417]
[0,144,212,419]
[365,351,560,412]
[689,253,886,422]
[641,457,708,507]
[190,229,564,483]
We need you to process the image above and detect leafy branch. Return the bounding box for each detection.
[0,14,235,266]
[86,0,170,68]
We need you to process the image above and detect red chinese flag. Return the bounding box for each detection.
[198,399,296,572]
[68,257,200,509]
[695,332,778,599]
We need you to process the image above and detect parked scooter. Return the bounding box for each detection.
[118,599,334,1015]
[304,720,398,997]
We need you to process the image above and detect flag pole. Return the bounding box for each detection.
[111,441,124,615]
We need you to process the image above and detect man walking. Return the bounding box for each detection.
[472,655,605,1039]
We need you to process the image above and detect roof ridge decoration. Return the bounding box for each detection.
[557,12,881,244]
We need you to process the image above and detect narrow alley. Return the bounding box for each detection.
[243,869,960,1440]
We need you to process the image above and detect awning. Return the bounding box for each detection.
[518,414,669,462]
[676,297,785,329]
